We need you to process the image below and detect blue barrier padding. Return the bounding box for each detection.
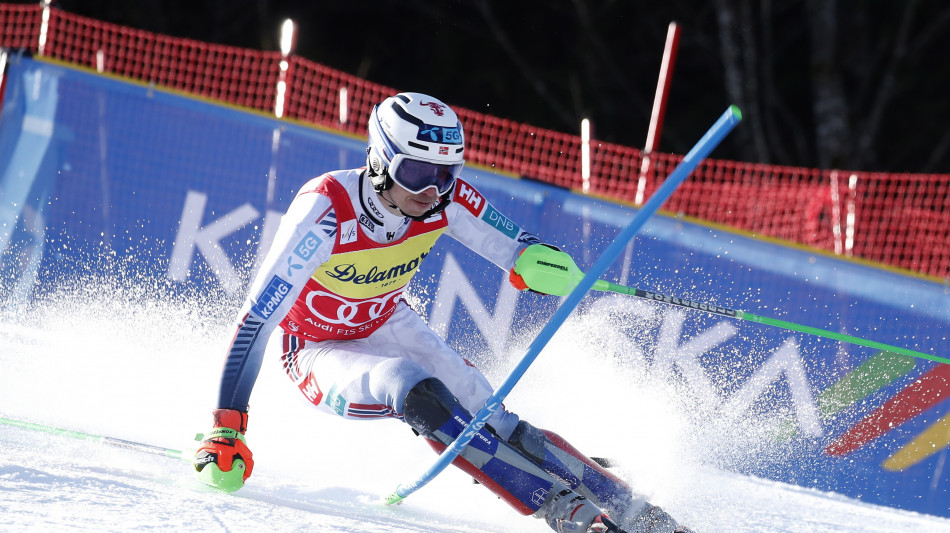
[2,56,949,517]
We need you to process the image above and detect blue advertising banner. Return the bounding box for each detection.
[2,56,950,517]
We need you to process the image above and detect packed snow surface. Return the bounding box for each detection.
[2,285,949,532]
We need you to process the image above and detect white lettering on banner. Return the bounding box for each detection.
[250,209,284,279]
[168,190,259,294]
[653,309,738,400]
[23,115,55,137]
[652,308,819,437]
[429,253,519,358]
[722,337,821,437]
[428,254,822,438]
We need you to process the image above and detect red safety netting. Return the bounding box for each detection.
[1,4,947,280]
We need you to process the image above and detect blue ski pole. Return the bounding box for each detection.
[385,105,743,505]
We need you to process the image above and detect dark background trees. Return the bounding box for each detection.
[30,0,950,173]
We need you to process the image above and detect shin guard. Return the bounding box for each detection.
[509,421,645,521]
[403,378,604,528]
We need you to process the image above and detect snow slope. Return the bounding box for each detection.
[2,284,950,533]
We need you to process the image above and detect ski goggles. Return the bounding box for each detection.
[388,154,463,195]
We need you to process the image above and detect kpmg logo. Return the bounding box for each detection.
[251,275,293,319]
[293,231,322,261]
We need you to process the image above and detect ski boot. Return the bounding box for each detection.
[588,514,624,532]
[508,421,695,533]
[539,486,610,532]
[589,509,695,533]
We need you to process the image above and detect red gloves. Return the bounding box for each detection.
[193,408,254,492]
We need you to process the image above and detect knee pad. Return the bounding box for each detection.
[508,420,548,465]
[403,378,558,516]
[402,377,462,438]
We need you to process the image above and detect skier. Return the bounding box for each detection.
[193,92,692,533]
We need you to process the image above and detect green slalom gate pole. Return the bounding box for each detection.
[0,416,191,461]
[384,105,743,505]
[592,280,950,365]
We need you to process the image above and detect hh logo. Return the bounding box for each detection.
[453,180,484,217]
[299,375,323,405]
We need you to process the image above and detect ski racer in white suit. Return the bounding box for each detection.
[193,92,692,533]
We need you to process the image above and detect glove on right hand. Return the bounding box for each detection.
[509,243,585,296]
[193,408,254,492]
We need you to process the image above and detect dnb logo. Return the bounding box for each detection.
[325,384,347,416]
[251,275,293,319]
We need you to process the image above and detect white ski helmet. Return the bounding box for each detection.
[366,93,465,216]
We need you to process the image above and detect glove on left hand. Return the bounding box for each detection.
[509,243,585,296]
[193,408,254,493]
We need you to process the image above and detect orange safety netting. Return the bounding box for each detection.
[2,4,947,279]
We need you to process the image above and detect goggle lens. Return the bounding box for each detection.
[390,157,462,195]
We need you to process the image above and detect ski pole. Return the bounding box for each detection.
[0,416,192,461]
[385,105,743,505]
[592,280,950,365]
